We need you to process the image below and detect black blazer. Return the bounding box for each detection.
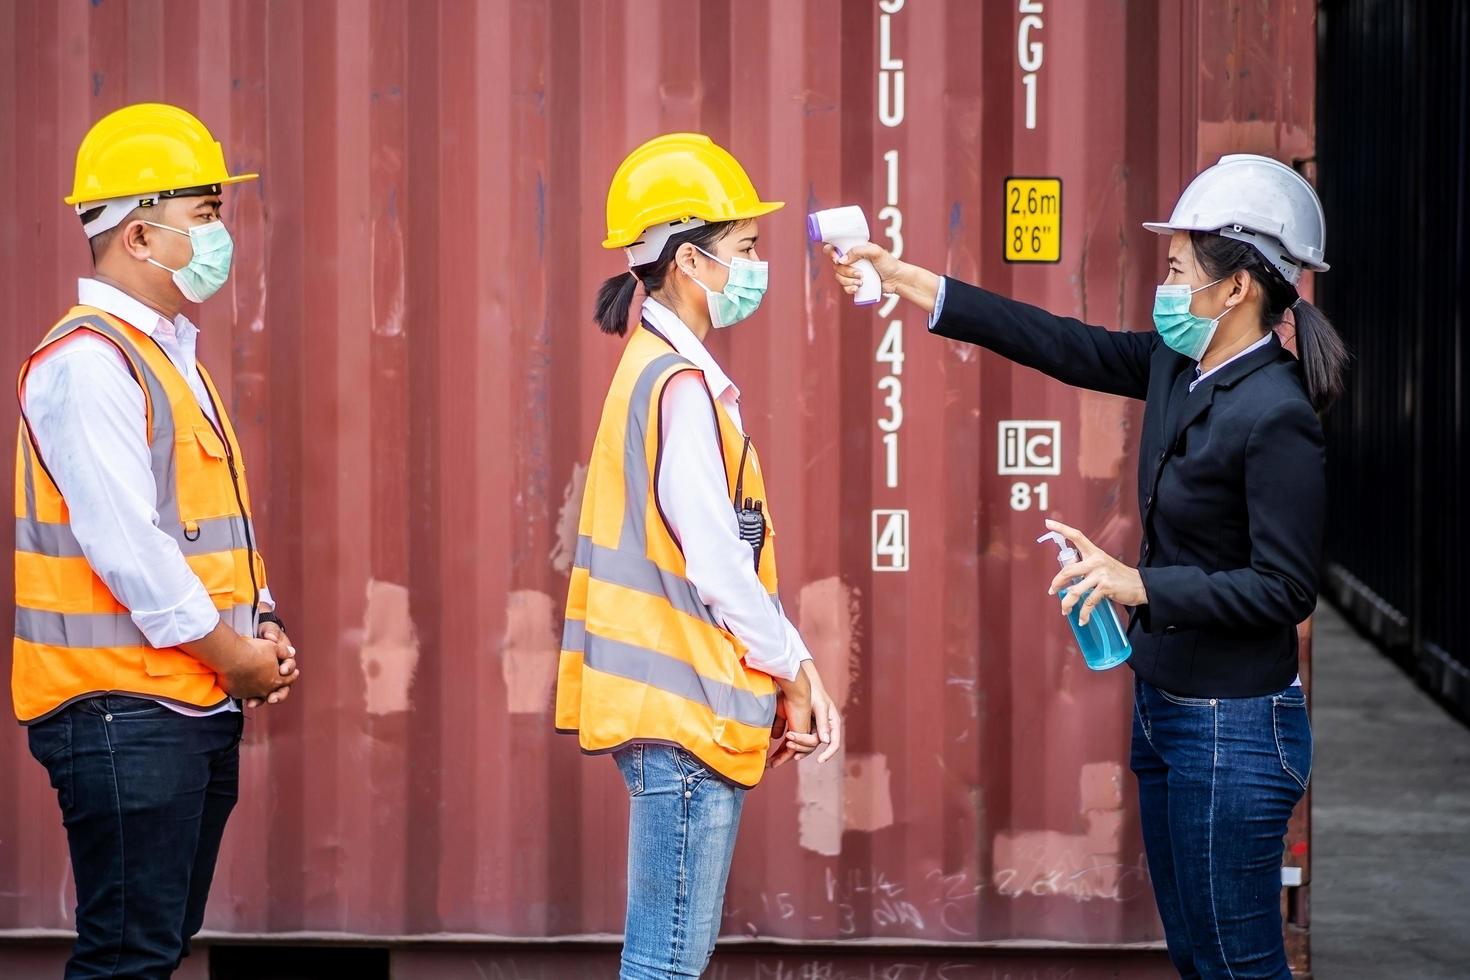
[932,277,1325,698]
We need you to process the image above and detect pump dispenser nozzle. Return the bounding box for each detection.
[1036,531,1079,566]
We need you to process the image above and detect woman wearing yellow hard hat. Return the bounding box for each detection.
[555,133,841,978]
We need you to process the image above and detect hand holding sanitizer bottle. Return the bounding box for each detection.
[1037,530,1132,670]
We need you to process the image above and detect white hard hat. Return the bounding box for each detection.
[1144,154,1328,285]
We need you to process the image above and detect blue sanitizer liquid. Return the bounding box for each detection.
[1038,530,1132,671]
[1058,583,1132,670]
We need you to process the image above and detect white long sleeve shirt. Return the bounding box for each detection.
[21,279,276,715]
[642,297,812,681]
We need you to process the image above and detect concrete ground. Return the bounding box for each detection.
[1310,602,1470,979]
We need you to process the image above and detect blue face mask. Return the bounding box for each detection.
[144,220,234,303]
[684,246,768,329]
[1152,278,1231,361]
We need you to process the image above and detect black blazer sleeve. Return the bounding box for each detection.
[1137,397,1325,631]
[929,276,1156,400]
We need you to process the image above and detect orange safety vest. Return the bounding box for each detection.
[12,306,265,724]
[556,321,783,788]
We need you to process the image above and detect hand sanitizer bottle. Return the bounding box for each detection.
[1036,531,1132,670]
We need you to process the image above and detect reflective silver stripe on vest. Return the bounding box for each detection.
[41,316,182,531]
[164,515,251,556]
[21,435,37,522]
[16,604,256,649]
[227,602,257,637]
[574,535,717,627]
[582,631,777,729]
[14,519,83,558]
[575,537,781,622]
[15,608,146,648]
[620,352,694,547]
[561,617,586,653]
[15,514,250,560]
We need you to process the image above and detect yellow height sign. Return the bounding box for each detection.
[1004,177,1062,263]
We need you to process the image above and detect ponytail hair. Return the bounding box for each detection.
[593,272,641,336]
[1190,231,1349,413]
[590,220,739,337]
[1285,298,1348,414]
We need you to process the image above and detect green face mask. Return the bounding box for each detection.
[685,246,768,329]
[143,219,234,303]
[1152,277,1230,361]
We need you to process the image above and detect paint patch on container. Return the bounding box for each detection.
[248,263,268,333]
[793,578,887,854]
[796,576,860,710]
[370,207,407,338]
[359,579,420,715]
[1078,759,1124,811]
[796,744,844,857]
[991,762,1129,902]
[843,752,895,833]
[549,463,587,575]
[502,589,558,714]
[1077,390,1129,479]
[796,748,895,856]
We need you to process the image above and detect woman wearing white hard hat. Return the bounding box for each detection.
[830,154,1345,979]
[557,133,841,979]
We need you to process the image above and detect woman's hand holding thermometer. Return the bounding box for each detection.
[809,206,882,305]
[823,234,944,314]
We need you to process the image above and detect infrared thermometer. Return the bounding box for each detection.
[808,206,882,306]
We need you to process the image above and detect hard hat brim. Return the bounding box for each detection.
[1141,219,1329,274]
[65,171,259,206]
[603,200,784,250]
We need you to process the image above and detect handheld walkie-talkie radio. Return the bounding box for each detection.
[734,436,765,572]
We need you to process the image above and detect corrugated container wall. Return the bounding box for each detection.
[0,0,1316,967]
[1318,0,1470,721]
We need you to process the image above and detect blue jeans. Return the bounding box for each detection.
[27,695,242,979]
[613,743,746,979]
[1131,677,1311,979]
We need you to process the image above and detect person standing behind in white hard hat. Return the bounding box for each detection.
[16,102,298,979]
[827,154,1346,980]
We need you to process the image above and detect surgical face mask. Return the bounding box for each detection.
[143,220,234,303]
[1152,277,1232,361]
[684,246,768,329]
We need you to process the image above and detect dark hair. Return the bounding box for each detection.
[592,221,737,336]
[1190,230,1348,413]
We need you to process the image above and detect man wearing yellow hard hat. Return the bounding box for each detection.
[15,102,297,978]
[557,133,841,978]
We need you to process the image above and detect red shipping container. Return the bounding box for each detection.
[0,1,1316,973]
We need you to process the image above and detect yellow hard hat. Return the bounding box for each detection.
[65,102,258,206]
[604,133,783,265]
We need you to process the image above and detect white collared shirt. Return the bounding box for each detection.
[1189,331,1275,392]
[21,279,277,715]
[642,297,812,681]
